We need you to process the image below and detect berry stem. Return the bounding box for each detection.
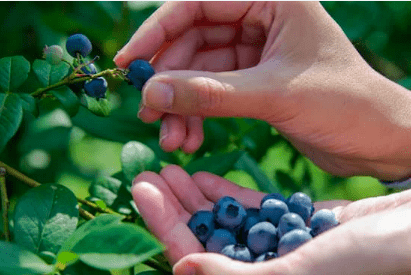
[0,161,124,221]
[0,167,11,241]
[30,68,126,98]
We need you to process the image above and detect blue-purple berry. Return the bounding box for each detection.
[277,229,312,257]
[187,210,215,244]
[277,213,306,239]
[260,199,289,226]
[247,221,278,255]
[221,244,253,262]
[310,209,339,237]
[84,77,107,99]
[126,59,155,91]
[206,229,236,253]
[66,34,92,57]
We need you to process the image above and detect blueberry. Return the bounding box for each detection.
[206,229,236,253]
[66,34,92,58]
[277,229,312,257]
[84,77,107,99]
[126,59,155,91]
[255,251,277,262]
[82,63,97,75]
[287,192,313,223]
[247,221,278,255]
[277,213,306,239]
[260,199,289,226]
[221,244,253,262]
[310,209,339,237]
[238,208,261,244]
[43,45,64,65]
[260,193,287,207]
[213,196,247,231]
[187,210,215,244]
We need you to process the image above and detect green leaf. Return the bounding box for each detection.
[0,56,30,92]
[136,271,167,275]
[32,59,70,87]
[72,223,164,270]
[63,260,112,275]
[80,94,111,117]
[17,93,37,116]
[50,86,80,117]
[59,214,123,254]
[121,141,162,183]
[0,93,23,153]
[13,183,79,254]
[234,153,280,193]
[0,241,55,275]
[89,175,122,206]
[184,151,245,176]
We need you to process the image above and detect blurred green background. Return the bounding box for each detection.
[2,1,410,207]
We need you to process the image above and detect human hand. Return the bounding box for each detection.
[131,165,411,275]
[115,1,411,181]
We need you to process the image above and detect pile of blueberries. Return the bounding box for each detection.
[62,34,155,99]
[188,192,339,262]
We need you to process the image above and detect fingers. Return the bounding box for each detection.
[174,208,411,275]
[158,115,204,153]
[160,165,214,214]
[114,2,253,68]
[131,171,205,265]
[191,171,266,208]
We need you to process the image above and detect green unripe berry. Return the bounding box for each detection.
[43,45,64,65]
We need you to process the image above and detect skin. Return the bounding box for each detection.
[115,2,411,274]
[132,165,411,275]
[115,1,411,181]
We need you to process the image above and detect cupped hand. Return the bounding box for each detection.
[131,165,411,275]
[115,1,411,181]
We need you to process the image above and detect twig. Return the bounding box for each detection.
[0,167,10,241]
[0,161,103,221]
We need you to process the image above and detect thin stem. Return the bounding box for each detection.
[143,258,172,274]
[30,68,125,98]
[0,161,40,188]
[0,167,10,241]
[0,161,102,221]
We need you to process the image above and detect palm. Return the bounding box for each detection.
[131,165,411,266]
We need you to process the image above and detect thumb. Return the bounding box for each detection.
[141,66,292,120]
[172,253,256,275]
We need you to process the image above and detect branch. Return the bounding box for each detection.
[0,161,116,221]
[0,167,10,241]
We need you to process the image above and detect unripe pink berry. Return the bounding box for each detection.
[43,45,64,65]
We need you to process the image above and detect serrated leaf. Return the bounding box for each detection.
[80,93,111,116]
[50,86,80,117]
[0,93,23,153]
[0,241,55,275]
[59,214,123,254]
[184,151,245,176]
[234,152,280,193]
[89,175,122,206]
[0,56,30,92]
[32,59,70,87]
[121,141,162,183]
[13,183,79,254]
[72,223,164,270]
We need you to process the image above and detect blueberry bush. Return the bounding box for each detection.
[0,2,409,275]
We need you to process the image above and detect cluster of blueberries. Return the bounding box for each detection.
[65,34,155,99]
[188,192,339,262]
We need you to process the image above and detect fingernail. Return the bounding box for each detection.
[159,121,168,146]
[143,81,174,110]
[137,102,145,119]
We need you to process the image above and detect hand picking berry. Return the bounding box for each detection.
[126,59,155,91]
[187,192,339,263]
